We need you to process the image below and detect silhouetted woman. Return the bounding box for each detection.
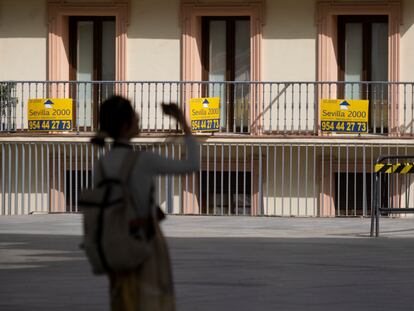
[92,95,199,311]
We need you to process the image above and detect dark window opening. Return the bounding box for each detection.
[202,17,250,133]
[335,172,391,216]
[69,16,116,130]
[200,170,251,215]
[337,15,389,134]
[66,170,92,212]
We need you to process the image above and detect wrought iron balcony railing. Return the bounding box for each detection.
[0,81,411,136]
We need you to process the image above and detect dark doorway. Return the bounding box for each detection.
[69,16,116,130]
[201,170,252,215]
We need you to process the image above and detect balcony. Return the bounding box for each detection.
[0,81,412,137]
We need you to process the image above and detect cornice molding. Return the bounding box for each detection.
[181,0,264,25]
[47,0,129,80]
[316,0,402,25]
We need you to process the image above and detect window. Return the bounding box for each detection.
[316,1,401,135]
[47,1,128,81]
[200,170,252,215]
[69,16,116,130]
[69,16,116,82]
[180,1,263,134]
[338,15,389,133]
[335,172,394,216]
[202,17,250,133]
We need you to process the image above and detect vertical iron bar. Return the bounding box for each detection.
[354,144,357,216]
[35,143,38,212]
[289,144,292,215]
[1,144,5,214]
[243,144,246,214]
[75,144,78,212]
[346,145,349,216]
[21,144,25,214]
[52,144,56,213]
[199,144,202,215]
[273,145,277,215]
[269,83,272,132]
[47,144,50,213]
[305,144,308,215]
[58,144,61,212]
[228,144,231,215]
[281,144,285,215]
[7,144,11,214]
[337,146,341,216]
[14,144,18,214]
[297,145,300,215]
[329,145,332,215]
[251,144,254,215]
[179,144,182,213]
[214,144,217,214]
[266,144,269,215]
[321,145,324,216]
[363,145,367,216]
[64,144,67,212]
[258,145,263,215]
[28,144,31,214]
[236,145,239,215]
[69,145,73,212]
[313,144,316,215]
[206,144,210,214]
[41,144,44,213]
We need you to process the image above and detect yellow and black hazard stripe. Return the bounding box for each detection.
[374,163,414,174]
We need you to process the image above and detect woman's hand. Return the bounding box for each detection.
[161,103,183,120]
[161,103,191,135]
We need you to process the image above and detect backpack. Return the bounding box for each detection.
[79,151,155,275]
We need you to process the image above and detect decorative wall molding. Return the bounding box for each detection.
[316,0,401,134]
[316,0,401,82]
[47,0,130,81]
[180,0,264,81]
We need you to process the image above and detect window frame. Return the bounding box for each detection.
[201,16,250,82]
[68,16,116,130]
[201,16,250,132]
[316,0,401,134]
[47,1,129,81]
[337,15,389,83]
[69,16,116,82]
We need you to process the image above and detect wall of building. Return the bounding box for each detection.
[262,0,317,81]
[400,0,414,82]
[127,0,181,81]
[0,0,47,80]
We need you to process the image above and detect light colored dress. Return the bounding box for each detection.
[94,135,199,311]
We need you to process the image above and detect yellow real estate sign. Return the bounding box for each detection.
[28,98,73,131]
[320,99,369,133]
[190,97,220,132]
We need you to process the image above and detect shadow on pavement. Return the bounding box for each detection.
[0,234,414,311]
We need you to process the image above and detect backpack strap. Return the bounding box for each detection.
[119,151,139,183]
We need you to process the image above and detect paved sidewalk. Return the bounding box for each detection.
[1,215,414,311]
[0,214,413,238]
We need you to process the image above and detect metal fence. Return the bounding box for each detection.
[371,155,414,236]
[2,140,414,216]
[0,81,413,135]
[0,83,17,131]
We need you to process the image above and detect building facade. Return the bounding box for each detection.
[1,0,413,217]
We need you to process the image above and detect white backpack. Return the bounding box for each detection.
[79,151,154,275]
